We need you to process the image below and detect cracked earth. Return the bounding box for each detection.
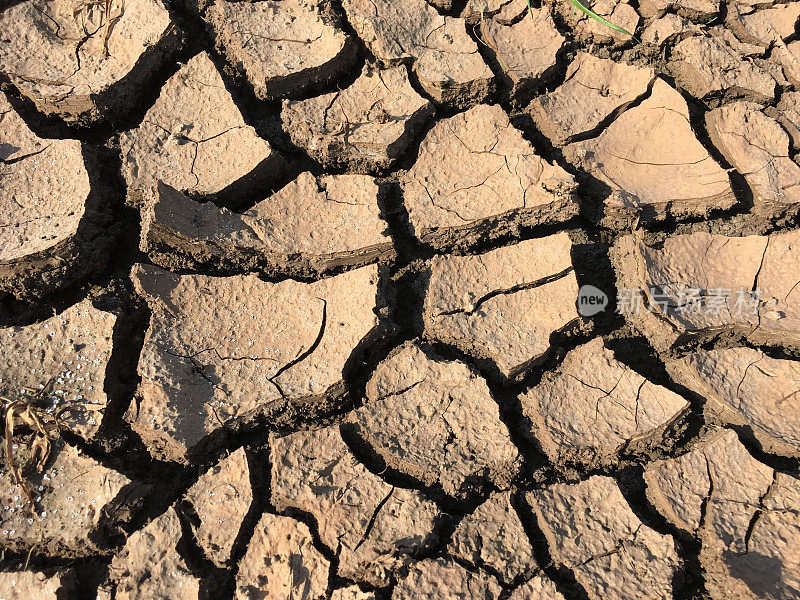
[0,0,799,598]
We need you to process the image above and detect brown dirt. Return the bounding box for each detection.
[0,0,799,598]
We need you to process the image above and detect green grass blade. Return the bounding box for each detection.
[565,0,639,41]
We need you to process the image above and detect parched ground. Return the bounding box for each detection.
[0,0,799,598]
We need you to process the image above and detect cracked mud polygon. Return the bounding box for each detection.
[0,0,799,598]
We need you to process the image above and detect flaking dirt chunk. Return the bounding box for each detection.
[342,0,494,107]
[0,94,108,299]
[0,0,179,124]
[140,173,393,277]
[566,79,734,225]
[0,299,116,442]
[667,348,800,458]
[526,475,683,600]
[392,558,502,600]
[447,491,536,584]
[613,230,800,352]
[110,507,200,600]
[235,512,329,600]
[120,53,282,202]
[349,342,519,498]
[669,32,778,101]
[182,448,252,568]
[520,338,688,467]
[480,7,564,98]
[206,0,355,100]
[0,569,76,599]
[509,575,566,600]
[422,235,580,380]
[528,53,654,146]
[403,104,578,250]
[707,101,800,220]
[641,13,693,46]
[773,40,800,85]
[644,429,800,600]
[769,91,800,151]
[726,1,800,46]
[282,65,434,172]
[638,0,719,18]
[270,425,439,586]
[0,443,134,557]
[129,263,386,462]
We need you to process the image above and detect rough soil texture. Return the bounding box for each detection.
[706,101,800,220]
[140,173,393,277]
[120,52,283,203]
[129,262,386,462]
[614,230,800,352]
[0,0,180,124]
[403,104,579,250]
[282,65,434,172]
[270,424,439,586]
[206,0,357,100]
[565,78,736,225]
[349,341,520,498]
[527,475,684,600]
[520,337,689,467]
[0,569,76,599]
[342,0,494,106]
[0,92,111,299]
[645,429,800,600]
[2,0,800,599]
[182,447,251,567]
[422,233,581,380]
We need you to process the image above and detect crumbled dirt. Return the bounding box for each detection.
[2,0,800,597]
